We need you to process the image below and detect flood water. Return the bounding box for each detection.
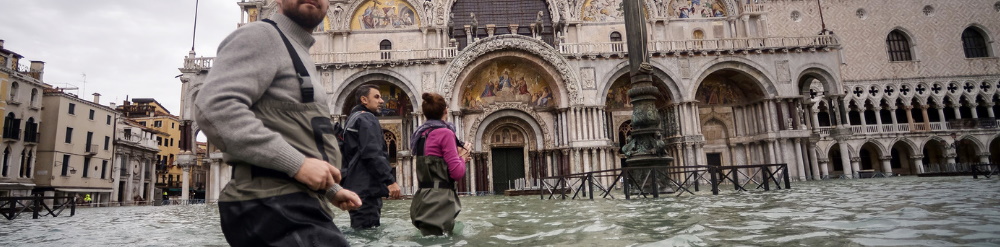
[3,176,1000,246]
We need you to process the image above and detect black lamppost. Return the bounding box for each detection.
[621,0,673,167]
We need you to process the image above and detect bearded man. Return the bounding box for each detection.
[195,0,361,246]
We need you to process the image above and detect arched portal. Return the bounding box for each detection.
[828,145,845,176]
[889,141,918,175]
[480,116,536,195]
[605,73,677,143]
[695,69,767,166]
[955,138,980,164]
[340,81,414,117]
[859,142,882,173]
[922,139,947,172]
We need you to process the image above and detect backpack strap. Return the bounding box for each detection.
[414,127,442,157]
[261,19,314,103]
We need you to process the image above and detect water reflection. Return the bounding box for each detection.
[2,177,999,246]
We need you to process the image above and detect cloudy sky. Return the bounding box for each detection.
[1,0,242,114]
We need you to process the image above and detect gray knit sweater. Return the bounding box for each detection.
[195,14,334,187]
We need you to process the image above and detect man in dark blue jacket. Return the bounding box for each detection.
[342,84,402,229]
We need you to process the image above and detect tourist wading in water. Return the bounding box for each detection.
[341,84,404,229]
[195,0,361,245]
[409,92,470,235]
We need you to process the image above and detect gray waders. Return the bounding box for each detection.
[218,19,347,247]
[409,127,462,236]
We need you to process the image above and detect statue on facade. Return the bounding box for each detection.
[470,12,479,37]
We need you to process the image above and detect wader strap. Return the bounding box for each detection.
[261,19,314,103]
[414,127,442,156]
[418,181,454,190]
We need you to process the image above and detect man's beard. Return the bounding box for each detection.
[285,5,325,30]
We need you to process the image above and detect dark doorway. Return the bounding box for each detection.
[707,153,722,167]
[491,148,525,195]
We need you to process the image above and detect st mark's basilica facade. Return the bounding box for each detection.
[179,0,1000,199]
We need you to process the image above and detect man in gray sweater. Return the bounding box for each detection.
[195,0,360,246]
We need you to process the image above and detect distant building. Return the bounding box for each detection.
[35,90,117,203]
[116,98,182,198]
[0,40,51,197]
[112,118,160,204]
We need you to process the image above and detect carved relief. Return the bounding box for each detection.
[776,60,790,84]
[466,102,553,149]
[422,72,436,95]
[441,35,583,105]
[581,67,596,90]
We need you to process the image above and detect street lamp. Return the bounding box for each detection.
[176,150,196,202]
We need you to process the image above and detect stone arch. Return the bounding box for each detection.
[334,69,420,115]
[469,103,551,152]
[689,58,779,100]
[963,23,995,57]
[441,35,582,106]
[796,64,840,96]
[888,138,920,155]
[483,120,534,150]
[920,135,949,153]
[956,134,986,154]
[860,139,889,158]
[597,60,684,105]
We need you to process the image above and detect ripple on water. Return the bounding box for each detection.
[3,177,1000,246]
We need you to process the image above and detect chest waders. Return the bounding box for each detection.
[409,128,462,236]
[218,19,348,247]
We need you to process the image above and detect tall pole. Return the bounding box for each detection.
[622,0,673,166]
[191,0,200,52]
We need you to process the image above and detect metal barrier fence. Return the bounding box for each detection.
[0,196,76,220]
[539,164,790,200]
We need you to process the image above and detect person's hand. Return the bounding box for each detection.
[293,158,337,191]
[462,142,473,152]
[458,147,471,160]
[331,189,362,211]
[328,164,342,184]
[387,183,402,199]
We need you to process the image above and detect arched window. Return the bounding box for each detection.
[23,117,37,143]
[886,30,913,61]
[962,27,989,58]
[610,31,622,42]
[9,82,18,101]
[379,40,392,50]
[3,113,18,140]
[380,40,392,59]
[693,30,705,40]
[30,88,38,106]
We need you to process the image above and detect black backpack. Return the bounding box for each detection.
[332,111,369,169]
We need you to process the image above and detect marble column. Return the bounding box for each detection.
[970,103,980,119]
[912,155,925,174]
[838,142,854,178]
[985,103,996,118]
[809,143,822,179]
[889,106,898,124]
[881,156,893,176]
[793,139,805,180]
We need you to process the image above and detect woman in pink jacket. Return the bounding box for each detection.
[409,92,471,236]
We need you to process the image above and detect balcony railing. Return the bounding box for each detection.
[558,42,626,54]
[560,36,839,56]
[742,4,766,14]
[311,48,458,64]
[183,47,460,70]
[182,57,214,70]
